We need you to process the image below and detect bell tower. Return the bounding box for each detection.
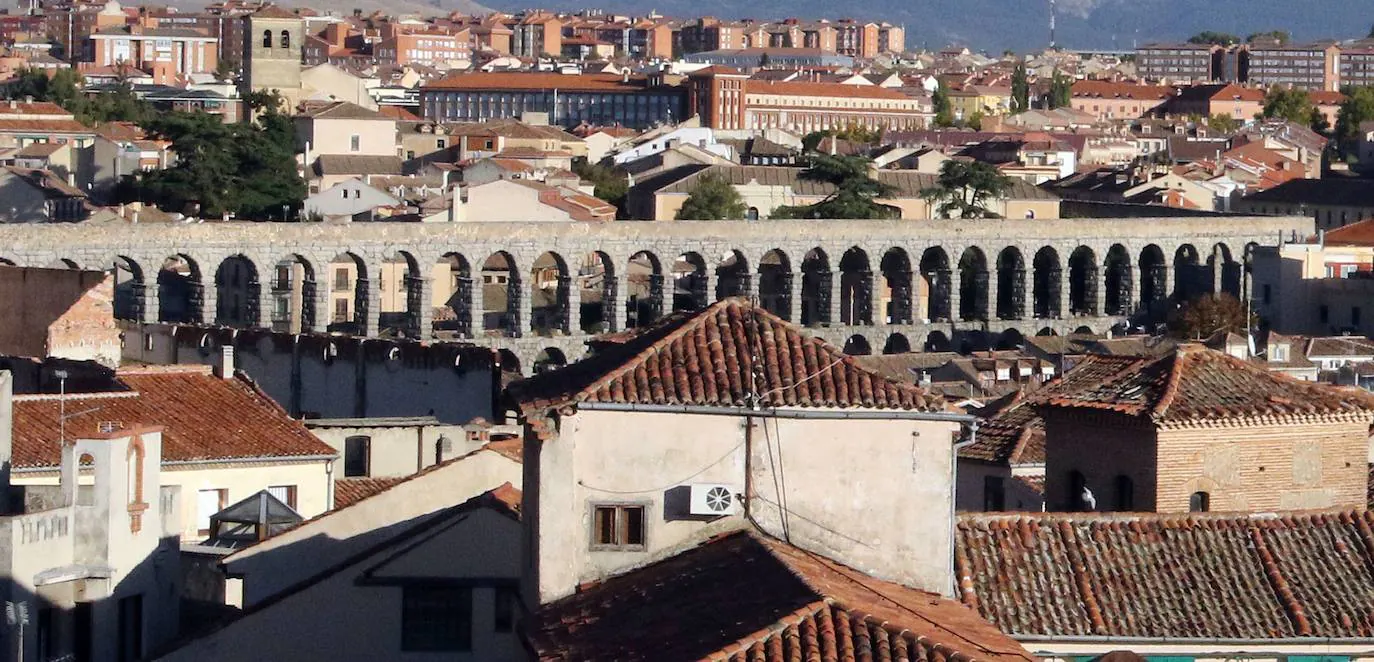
[241,5,304,106]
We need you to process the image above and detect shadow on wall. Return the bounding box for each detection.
[0,175,50,223]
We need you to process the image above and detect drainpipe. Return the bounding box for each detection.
[949,420,977,598]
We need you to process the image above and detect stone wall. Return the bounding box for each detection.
[0,266,120,367]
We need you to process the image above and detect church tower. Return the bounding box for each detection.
[241,5,304,105]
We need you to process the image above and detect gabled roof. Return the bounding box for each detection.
[508,298,946,414]
[961,354,1140,465]
[11,366,335,469]
[1040,344,1374,423]
[527,529,1035,662]
[313,154,403,176]
[298,100,389,120]
[957,510,1374,639]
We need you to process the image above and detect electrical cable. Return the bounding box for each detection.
[576,439,746,495]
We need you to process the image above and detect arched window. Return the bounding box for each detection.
[344,435,370,477]
[262,29,272,48]
[747,207,759,220]
[1114,475,1134,512]
[280,30,291,49]
[1189,491,1210,513]
[1024,209,1036,219]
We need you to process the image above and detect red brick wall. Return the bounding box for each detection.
[0,266,118,367]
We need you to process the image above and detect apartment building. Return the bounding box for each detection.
[688,67,929,132]
[87,24,219,82]
[1070,80,1173,120]
[510,12,561,58]
[1136,42,1220,82]
[420,72,688,129]
[1246,40,1340,91]
[374,30,470,69]
[1338,41,1374,87]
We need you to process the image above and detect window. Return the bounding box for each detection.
[982,475,1006,511]
[334,298,350,323]
[1189,491,1210,512]
[267,485,297,509]
[406,150,415,160]
[1068,470,1087,511]
[280,30,291,49]
[349,134,361,152]
[591,504,646,549]
[1319,305,1329,324]
[436,139,446,149]
[262,29,272,48]
[334,268,350,290]
[401,587,472,652]
[493,586,518,633]
[1355,307,1363,327]
[343,435,370,477]
[196,488,226,535]
[1114,475,1134,511]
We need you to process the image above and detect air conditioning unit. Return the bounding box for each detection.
[688,484,738,517]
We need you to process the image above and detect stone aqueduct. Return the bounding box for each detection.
[0,216,1311,374]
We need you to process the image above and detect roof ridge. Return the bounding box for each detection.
[1150,346,1189,419]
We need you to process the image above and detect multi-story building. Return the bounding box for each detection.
[679,17,746,54]
[510,12,560,58]
[1338,41,1374,87]
[87,24,219,83]
[143,8,248,70]
[1069,80,1174,120]
[834,18,878,58]
[374,30,470,69]
[1135,42,1220,82]
[43,0,125,62]
[419,72,688,129]
[878,22,905,55]
[688,67,929,132]
[1245,40,1340,91]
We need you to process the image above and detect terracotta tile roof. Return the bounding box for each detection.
[509,298,946,414]
[527,529,1035,662]
[1306,336,1374,357]
[298,101,389,120]
[377,105,421,121]
[1071,80,1173,100]
[332,476,406,508]
[961,355,1139,465]
[1041,344,1374,424]
[956,510,1374,639]
[11,366,336,469]
[0,119,92,133]
[313,154,403,176]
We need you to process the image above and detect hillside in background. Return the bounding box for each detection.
[481,0,1374,53]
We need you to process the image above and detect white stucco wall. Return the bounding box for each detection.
[225,448,520,607]
[532,409,960,603]
[161,507,523,662]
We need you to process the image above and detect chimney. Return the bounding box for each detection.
[216,345,235,379]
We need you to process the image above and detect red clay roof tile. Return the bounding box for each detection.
[11,367,335,468]
[528,529,1035,661]
[509,298,946,413]
[957,510,1374,639]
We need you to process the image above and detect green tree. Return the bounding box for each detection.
[1261,86,1319,126]
[1048,69,1072,109]
[1168,293,1253,339]
[1186,31,1240,46]
[1207,113,1240,134]
[933,80,954,127]
[1011,62,1030,114]
[1335,86,1374,145]
[771,153,897,219]
[965,111,984,130]
[572,160,628,217]
[136,92,305,219]
[920,159,1013,218]
[675,171,747,220]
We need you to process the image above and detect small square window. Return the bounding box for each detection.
[591,504,646,550]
